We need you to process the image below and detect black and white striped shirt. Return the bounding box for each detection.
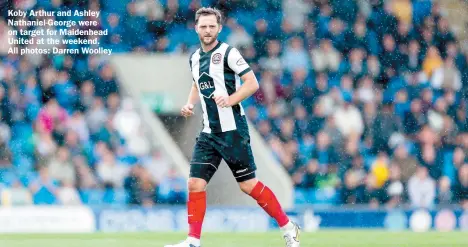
[189,42,251,134]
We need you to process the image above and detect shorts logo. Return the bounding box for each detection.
[236,58,247,66]
[236,168,248,174]
[212,53,222,64]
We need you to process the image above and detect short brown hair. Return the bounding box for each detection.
[195,7,223,24]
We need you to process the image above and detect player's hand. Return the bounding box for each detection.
[213,95,231,108]
[181,103,195,117]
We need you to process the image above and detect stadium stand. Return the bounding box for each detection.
[1,0,467,209]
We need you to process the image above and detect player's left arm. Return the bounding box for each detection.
[213,48,259,107]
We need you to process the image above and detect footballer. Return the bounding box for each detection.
[164,7,301,247]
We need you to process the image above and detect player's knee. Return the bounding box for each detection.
[239,178,258,194]
[187,177,207,192]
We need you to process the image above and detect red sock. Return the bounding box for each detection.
[187,191,206,239]
[249,181,290,227]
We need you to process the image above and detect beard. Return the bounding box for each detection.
[199,33,218,46]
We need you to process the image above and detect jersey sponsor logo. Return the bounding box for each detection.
[200,81,215,90]
[198,72,216,98]
[236,58,247,66]
[212,53,222,64]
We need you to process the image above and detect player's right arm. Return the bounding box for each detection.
[181,81,199,117]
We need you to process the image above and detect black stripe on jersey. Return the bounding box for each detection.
[224,46,248,133]
[199,51,222,133]
[223,47,235,90]
[189,51,196,72]
[224,46,239,111]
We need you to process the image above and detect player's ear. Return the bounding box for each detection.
[218,25,223,34]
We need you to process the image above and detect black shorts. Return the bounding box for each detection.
[190,130,257,183]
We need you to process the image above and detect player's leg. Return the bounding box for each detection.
[165,133,221,247]
[238,178,300,247]
[218,130,300,246]
[186,177,207,241]
[238,178,290,227]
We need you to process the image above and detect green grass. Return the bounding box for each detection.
[0,231,467,247]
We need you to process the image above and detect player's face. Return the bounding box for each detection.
[196,15,221,46]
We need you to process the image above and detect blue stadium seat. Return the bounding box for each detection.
[294,188,309,205]
[311,189,339,205]
[103,189,128,205]
[232,11,258,34]
[80,189,105,205]
[80,189,128,205]
[413,0,433,26]
[19,171,38,187]
[443,151,456,182]
[0,170,17,187]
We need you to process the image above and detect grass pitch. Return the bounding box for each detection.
[0,231,467,247]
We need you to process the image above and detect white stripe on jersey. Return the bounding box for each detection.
[210,43,237,132]
[190,50,211,134]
